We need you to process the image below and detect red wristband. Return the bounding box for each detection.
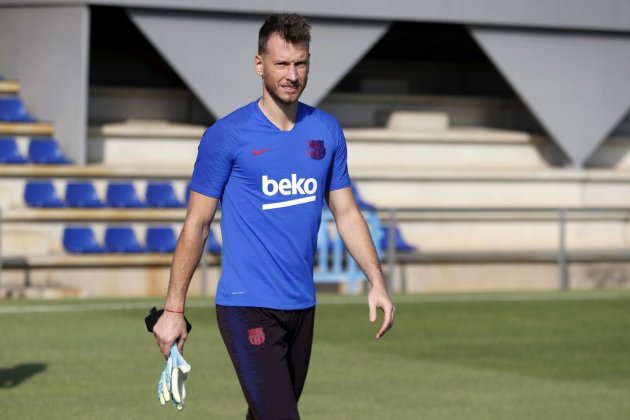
[164,308,184,314]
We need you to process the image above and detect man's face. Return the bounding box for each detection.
[256,33,309,105]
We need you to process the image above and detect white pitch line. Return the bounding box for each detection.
[0,300,213,315]
[0,291,628,314]
[318,291,630,305]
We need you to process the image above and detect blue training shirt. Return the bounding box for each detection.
[189,100,351,310]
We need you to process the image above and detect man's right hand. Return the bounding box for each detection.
[153,311,188,358]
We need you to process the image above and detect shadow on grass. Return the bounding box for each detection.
[0,363,47,388]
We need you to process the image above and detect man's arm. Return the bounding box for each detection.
[326,187,395,339]
[153,191,219,357]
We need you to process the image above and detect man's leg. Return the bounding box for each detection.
[286,306,315,403]
[216,305,306,420]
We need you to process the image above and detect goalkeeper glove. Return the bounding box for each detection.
[157,344,191,411]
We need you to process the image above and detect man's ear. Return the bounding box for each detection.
[255,54,263,76]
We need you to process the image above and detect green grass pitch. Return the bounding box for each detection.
[1,290,629,419]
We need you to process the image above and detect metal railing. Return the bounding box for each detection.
[380,207,630,292]
[2,206,628,296]
[314,209,383,294]
[0,207,2,289]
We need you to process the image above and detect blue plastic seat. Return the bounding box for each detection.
[28,138,72,164]
[380,226,417,252]
[146,182,184,208]
[146,226,178,253]
[104,226,146,253]
[24,180,66,207]
[0,137,28,163]
[185,183,192,205]
[65,181,106,208]
[351,185,376,210]
[0,97,36,122]
[63,226,105,253]
[206,228,222,254]
[106,182,146,208]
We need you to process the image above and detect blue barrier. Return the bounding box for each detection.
[314,209,383,294]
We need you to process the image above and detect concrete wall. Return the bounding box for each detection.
[2,1,629,166]
[0,6,90,164]
[2,0,630,32]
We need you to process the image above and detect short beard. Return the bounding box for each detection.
[263,77,307,105]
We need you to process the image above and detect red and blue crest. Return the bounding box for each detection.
[307,140,326,160]
[247,327,265,346]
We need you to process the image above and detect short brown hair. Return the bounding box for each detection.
[258,13,311,54]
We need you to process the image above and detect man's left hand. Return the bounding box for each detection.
[368,285,395,339]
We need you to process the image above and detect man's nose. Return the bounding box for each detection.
[286,64,298,81]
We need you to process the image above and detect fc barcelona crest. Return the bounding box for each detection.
[307,140,326,160]
[247,327,265,346]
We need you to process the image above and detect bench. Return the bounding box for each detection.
[0,163,190,179]
[0,122,54,136]
[0,254,220,296]
[3,207,189,222]
[0,80,20,95]
[395,249,630,264]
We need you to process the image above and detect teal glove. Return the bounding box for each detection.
[157,344,191,411]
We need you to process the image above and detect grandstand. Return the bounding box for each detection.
[2,2,630,298]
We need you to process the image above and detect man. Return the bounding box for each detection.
[153,13,395,419]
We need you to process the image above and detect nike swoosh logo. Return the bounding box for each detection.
[253,148,271,156]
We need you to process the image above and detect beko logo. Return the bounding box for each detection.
[261,174,317,210]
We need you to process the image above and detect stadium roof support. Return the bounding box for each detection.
[470,27,630,167]
[128,9,389,118]
[2,0,630,33]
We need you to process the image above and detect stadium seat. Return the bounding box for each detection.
[65,181,106,208]
[104,226,146,253]
[206,228,222,254]
[146,226,178,253]
[28,138,72,164]
[351,185,376,210]
[380,226,417,252]
[106,182,146,208]
[63,226,105,253]
[0,97,36,122]
[24,180,66,207]
[185,183,192,205]
[0,137,28,163]
[146,182,184,208]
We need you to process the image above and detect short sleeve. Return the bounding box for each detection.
[326,121,352,192]
[189,124,237,199]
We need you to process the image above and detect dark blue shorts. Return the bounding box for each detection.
[216,305,315,420]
